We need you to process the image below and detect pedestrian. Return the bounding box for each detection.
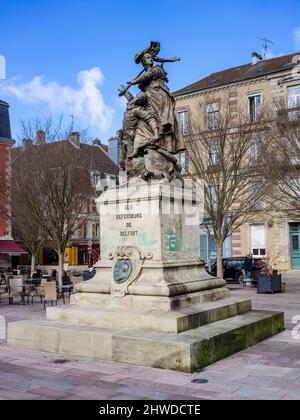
[243,254,253,281]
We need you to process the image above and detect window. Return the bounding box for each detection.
[86,222,93,239]
[288,86,300,108]
[179,150,189,174]
[249,142,258,161]
[288,86,300,120]
[288,176,300,199]
[177,111,189,135]
[77,223,87,239]
[209,143,220,166]
[250,224,266,257]
[207,102,220,130]
[200,234,216,263]
[200,228,232,264]
[249,140,260,162]
[292,235,299,251]
[208,185,218,210]
[92,223,100,239]
[92,173,101,186]
[78,246,87,265]
[248,94,262,122]
[250,181,264,210]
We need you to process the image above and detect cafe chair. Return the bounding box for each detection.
[43,282,65,309]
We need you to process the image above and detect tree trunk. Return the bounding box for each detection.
[57,249,64,287]
[216,241,223,279]
[30,252,36,276]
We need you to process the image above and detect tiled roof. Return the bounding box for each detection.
[12,139,119,175]
[100,144,109,153]
[79,143,118,174]
[174,52,300,96]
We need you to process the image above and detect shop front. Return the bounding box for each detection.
[0,239,28,268]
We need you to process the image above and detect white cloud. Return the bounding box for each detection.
[0,67,114,132]
[295,28,300,49]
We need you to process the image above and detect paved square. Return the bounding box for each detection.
[0,278,299,400]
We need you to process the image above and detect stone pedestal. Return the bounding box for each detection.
[74,183,229,313]
[8,183,284,372]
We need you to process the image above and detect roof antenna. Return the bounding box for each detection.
[258,37,274,59]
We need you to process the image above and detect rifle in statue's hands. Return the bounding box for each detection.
[118,69,145,97]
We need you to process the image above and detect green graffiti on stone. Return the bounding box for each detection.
[165,226,180,253]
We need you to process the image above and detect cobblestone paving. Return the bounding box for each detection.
[0,279,299,400]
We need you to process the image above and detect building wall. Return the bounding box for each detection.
[0,100,13,239]
[108,136,121,168]
[0,142,7,236]
[0,141,13,238]
[175,61,300,272]
[239,220,291,272]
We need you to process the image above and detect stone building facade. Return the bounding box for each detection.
[0,100,13,242]
[174,51,300,272]
[0,100,27,267]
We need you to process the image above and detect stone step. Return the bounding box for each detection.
[7,309,284,373]
[71,286,231,311]
[46,297,252,333]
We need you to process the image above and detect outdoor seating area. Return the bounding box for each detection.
[0,269,84,308]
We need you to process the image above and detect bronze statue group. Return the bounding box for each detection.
[118,42,185,181]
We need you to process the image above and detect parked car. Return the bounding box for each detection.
[206,257,266,285]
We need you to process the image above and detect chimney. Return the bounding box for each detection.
[93,137,102,146]
[68,132,80,147]
[36,130,45,146]
[22,138,33,149]
[0,100,12,140]
[252,52,263,65]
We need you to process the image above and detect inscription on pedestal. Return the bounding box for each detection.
[116,205,143,238]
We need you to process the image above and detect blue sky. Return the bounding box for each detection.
[1,0,300,143]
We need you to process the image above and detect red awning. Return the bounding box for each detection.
[0,240,28,256]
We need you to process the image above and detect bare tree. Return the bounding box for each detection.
[18,113,92,145]
[11,197,45,275]
[12,138,95,285]
[263,100,300,218]
[1,148,43,274]
[187,104,269,278]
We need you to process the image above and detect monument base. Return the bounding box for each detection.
[7,184,284,371]
[46,295,250,333]
[8,309,284,373]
